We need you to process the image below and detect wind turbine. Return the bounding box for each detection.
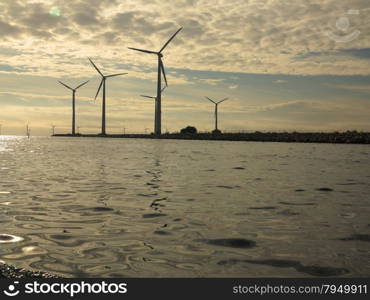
[26,124,31,138]
[51,124,56,136]
[141,86,166,132]
[205,97,228,133]
[89,58,127,135]
[129,27,182,135]
[58,80,89,135]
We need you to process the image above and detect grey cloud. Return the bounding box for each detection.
[339,48,370,59]
[293,48,370,62]
[95,31,122,45]
[10,2,65,28]
[0,47,21,56]
[177,19,205,38]
[72,12,100,26]
[0,19,21,37]
[261,101,324,113]
[75,0,119,9]
[112,11,176,38]
[1,0,370,75]
[0,64,25,72]
[20,13,62,29]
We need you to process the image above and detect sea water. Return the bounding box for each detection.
[0,136,369,277]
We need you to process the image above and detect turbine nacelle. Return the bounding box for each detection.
[205,97,229,105]
[58,80,89,92]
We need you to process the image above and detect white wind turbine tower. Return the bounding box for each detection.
[58,80,89,135]
[129,27,182,135]
[205,97,229,133]
[89,58,128,135]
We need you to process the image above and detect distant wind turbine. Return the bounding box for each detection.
[89,58,127,135]
[58,80,89,135]
[141,86,166,132]
[26,124,31,138]
[51,124,56,136]
[129,27,182,135]
[205,97,229,133]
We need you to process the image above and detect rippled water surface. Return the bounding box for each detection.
[0,136,369,277]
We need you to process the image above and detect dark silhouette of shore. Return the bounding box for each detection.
[53,131,370,144]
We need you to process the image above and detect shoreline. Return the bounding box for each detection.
[0,262,58,279]
[52,131,370,144]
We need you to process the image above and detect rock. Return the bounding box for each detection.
[0,263,58,278]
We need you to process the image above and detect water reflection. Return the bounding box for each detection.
[0,234,24,243]
[0,137,369,277]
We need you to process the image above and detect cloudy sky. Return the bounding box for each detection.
[0,0,369,135]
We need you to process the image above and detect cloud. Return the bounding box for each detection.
[274,79,288,84]
[0,64,26,72]
[259,101,325,113]
[72,11,100,27]
[293,48,370,62]
[0,19,21,37]
[1,1,370,134]
[326,84,370,93]
[199,79,225,85]
[0,0,369,76]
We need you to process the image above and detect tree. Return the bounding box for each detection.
[180,126,197,134]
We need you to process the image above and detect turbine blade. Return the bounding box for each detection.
[128,47,158,55]
[88,58,104,77]
[75,80,89,90]
[95,79,104,100]
[106,72,128,78]
[141,95,156,99]
[58,81,73,90]
[160,60,168,87]
[159,27,183,53]
[217,98,229,104]
[205,96,216,104]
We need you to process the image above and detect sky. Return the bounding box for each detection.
[0,0,370,135]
